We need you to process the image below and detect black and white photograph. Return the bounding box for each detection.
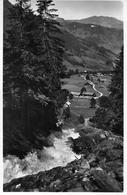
[3,0,124,192]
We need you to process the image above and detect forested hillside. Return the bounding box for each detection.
[3,0,66,157]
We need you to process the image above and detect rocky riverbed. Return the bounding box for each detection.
[4,123,123,192]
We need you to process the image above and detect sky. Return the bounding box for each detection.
[9,0,123,21]
[54,0,123,20]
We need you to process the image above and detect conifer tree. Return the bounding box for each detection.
[4,0,33,99]
[109,46,123,135]
[36,0,65,98]
[90,47,123,136]
[3,0,64,156]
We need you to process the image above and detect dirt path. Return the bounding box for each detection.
[88,80,103,99]
[71,75,103,99]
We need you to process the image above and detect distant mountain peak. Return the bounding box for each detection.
[86,15,122,20]
[66,16,123,29]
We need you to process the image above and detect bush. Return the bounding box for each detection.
[75,68,79,74]
[69,93,73,100]
[90,98,96,108]
[90,108,114,130]
[78,114,84,124]
[56,89,69,107]
[72,135,95,154]
[99,96,111,108]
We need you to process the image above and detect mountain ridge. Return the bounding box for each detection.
[66,16,123,29]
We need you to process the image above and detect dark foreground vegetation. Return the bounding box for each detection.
[3,0,67,157]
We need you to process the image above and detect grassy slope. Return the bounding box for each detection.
[65,22,123,54]
[61,21,123,72]
[61,74,111,129]
[62,29,117,72]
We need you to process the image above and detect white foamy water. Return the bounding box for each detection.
[4,128,81,184]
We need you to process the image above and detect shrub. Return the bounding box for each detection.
[99,96,111,108]
[78,114,84,124]
[69,93,73,100]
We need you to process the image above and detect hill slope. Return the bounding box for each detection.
[4,1,123,72]
[60,18,123,71]
[64,21,123,54]
[61,30,116,72]
[67,16,123,29]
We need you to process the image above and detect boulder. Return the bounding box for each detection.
[80,159,90,170]
[90,170,122,192]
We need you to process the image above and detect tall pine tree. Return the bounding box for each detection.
[36,0,65,98]
[4,0,35,106]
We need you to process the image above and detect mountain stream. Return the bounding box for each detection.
[3,128,81,184]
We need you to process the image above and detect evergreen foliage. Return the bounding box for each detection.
[109,47,123,135]
[35,0,65,98]
[90,97,96,108]
[90,47,123,135]
[99,96,111,108]
[3,0,65,157]
[78,114,84,124]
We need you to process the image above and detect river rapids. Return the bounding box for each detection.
[3,128,81,184]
